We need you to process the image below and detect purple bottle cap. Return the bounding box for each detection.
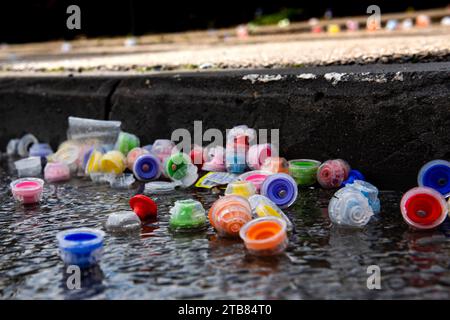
[133,153,161,181]
[260,173,298,208]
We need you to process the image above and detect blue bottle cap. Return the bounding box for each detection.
[260,173,298,208]
[418,160,450,197]
[133,153,161,181]
[341,169,365,187]
[29,143,53,158]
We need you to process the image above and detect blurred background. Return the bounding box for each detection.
[1,0,449,43]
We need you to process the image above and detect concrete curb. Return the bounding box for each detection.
[1,62,449,189]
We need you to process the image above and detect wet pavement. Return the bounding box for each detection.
[1,157,450,300]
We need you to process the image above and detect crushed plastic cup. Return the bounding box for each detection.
[260,173,298,209]
[417,160,450,197]
[247,144,272,170]
[17,134,39,157]
[67,117,121,145]
[400,187,448,230]
[347,180,380,214]
[126,147,149,171]
[328,187,374,228]
[85,149,103,175]
[10,177,44,205]
[152,139,176,163]
[225,180,257,199]
[29,143,53,158]
[248,194,293,231]
[169,199,207,232]
[56,228,105,268]
[208,195,252,238]
[260,156,289,174]
[129,194,157,222]
[226,125,256,145]
[107,173,135,189]
[239,217,288,256]
[317,159,350,189]
[202,146,226,172]
[341,169,365,187]
[144,181,179,194]
[133,153,161,182]
[100,151,126,175]
[164,152,198,187]
[105,211,141,233]
[288,159,321,186]
[115,132,140,156]
[14,157,42,177]
[238,170,272,193]
[44,162,71,183]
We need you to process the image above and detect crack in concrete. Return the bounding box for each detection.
[104,79,122,120]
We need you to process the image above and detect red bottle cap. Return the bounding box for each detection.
[129,194,157,221]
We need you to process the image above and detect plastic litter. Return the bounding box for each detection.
[67,117,121,145]
[225,180,257,199]
[133,153,161,182]
[238,170,272,193]
[56,228,105,268]
[29,143,53,158]
[44,162,71,183]
[317,159,350,189]
[126,147,149,171]
[14,157,42,177]
[416,14,430,28]
[169,199,207,232]
[164,152,198,188]
[202,146,226,172]
[108,173,135,189]
[51,143,80,174]
[240,217,288,256]
[208,195,252,238]
[189,145,204,169]
[225,125,255,174]
[347,180,381,214]
[6,139,19,156]
[288,159,321,186]
[247,144,272,170]
[152,139,176,163]
[85,149,103,175]
[400,187,448,230]
[385,19,399,31]
[248,194,293,231]
[145,181,179,194]
[105,211,141,233]
[115,132,140,156]
[417,160,450,197]
[328,187,374,227]
[100,150,126,175]
[195,172,238,189]
[10,177,44,205]
[17,134,39,157]
[260,173,298,208]
[260,156,289,174]
[226,150,247,174]
[341,169,365,187]
[129,194,157,221]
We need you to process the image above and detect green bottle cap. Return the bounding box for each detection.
[289,159,321,186]
[116,132,140,156]
[169,199,207,231]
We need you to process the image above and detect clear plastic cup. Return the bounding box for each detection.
[105,211,141,233]
[288,159,321,186]
[225,180,257,199]
[169,199,207,232]
[238,170,272,193]
[239,217,288,256]
[248,194,293,232]
[67,117,121,145]
[14,157,42,177]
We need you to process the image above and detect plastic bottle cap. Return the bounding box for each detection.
[400,187,448,230]
[288,159,321,186]
[44,162,71,183]
[129,194,158,221]
[85,150,103,175]
[328,187,374,227]
[56,228,105,268]
[225,180,257,199]
[115,132,140,156]
[10,178,44,205]
[417,160,450,197]
[133,153,161,181]
[100,151,126,175]
[127,147,149,171]
[29,143,54,158]
[169,199,207,231]
[341,169,365,187]
[238,170,272,192]
[239,217,288,254]
[260,173,298,208]
[209,195,252,237]
[317,159,351,189]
